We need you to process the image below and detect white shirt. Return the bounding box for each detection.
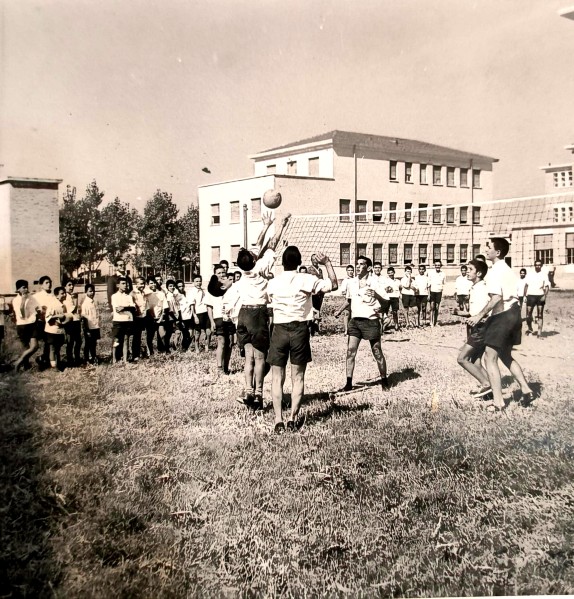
[268,272,333,324]
[339,277,354,297]
[400,274,415,296]
[516,278,527,298]
[205,291,225,320]
[131,289,148,319]
[469,280,490,317]
[486,260,518,313]
[178,292,194,320]
[455,275,473,296]
[45,301,67,335]
[111,291,135,322]
[81,296,100,329]
[345,276,380,319]
[524,270,550,296]
[12,294,40,326]
[386,277,401,299]
[147,290,169,320]
[413,274,429,295]
[189,287,207,314]
[64,293,81,321]
[233,249,276,306]
[428,270,446,293]
[369,274,389,300]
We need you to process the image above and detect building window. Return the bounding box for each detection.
[405,202,412,223]
[404,243,413,264]
[211,246,220,265]
[433,165,442,185]
[357,243,367,257]
[230,245,240,264]
[460,206,468,224]
[389,243,398,264]
[340,243,351,266]
[433,244,441,263]
[446,207,455,224]
[472,206,481,225]
[566,233,574,264]
[472,169,481,188]
[419,244,428,264]
[356,200,367,222]
[447,167,455,187]
[373,243,383,264]
[287,160,297,175]
[230,201,240,224]
[420,164,427,185]
[308,157,319,177]
[447,244,455,264]
[389,202,397,223]
[534,234,553,264]
[472,244,481,259]
[553,173,559,187]
[433,205,441,224]
[211,204,220,225]
[266,164,276,174]
[390,161,397,181]
[460,244,468,263]
[405,162,412,183]
[251,198,261,221]
[373,201,383,222]
[418,203,428,224]
[340,199,351,222]
[460,168,469,187]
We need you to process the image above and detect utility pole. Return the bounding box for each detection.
[243,204,248,248]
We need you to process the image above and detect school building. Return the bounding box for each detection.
[198,131,574,285]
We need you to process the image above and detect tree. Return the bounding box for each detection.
[100,198,140,268]
[137,190,183,276]
[178,204,200,277]
[59,181,106,282]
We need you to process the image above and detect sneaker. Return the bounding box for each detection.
[236,391,255,406]
[470,385,492,398]
[286,414,306,432]
[274,422,285,434]
[252,394,264,411]
[381,377,391,391]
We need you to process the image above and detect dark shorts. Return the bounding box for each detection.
[237,305,270,353]
[457,294,470,304]
[46,333,65,348]
[112,321,133,338]
[401,294,416,308]
[348,317,381,341]
[17,323,38,345]
[214,317,234,337]
[389,297,400,312]
[35,320,46,340]
[430,291,443,304]
[380,299,390,314]
[193,312,210,331]
[267,321,312,367]
[0,325,4,343]
[484,303,522,353]
[526,295,546,308]
[466,320,487,354]
[85,328,101,341]
[416,295,428,307]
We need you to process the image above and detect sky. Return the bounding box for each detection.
[1,0,573,213]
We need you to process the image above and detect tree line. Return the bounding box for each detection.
[59,180,199,282]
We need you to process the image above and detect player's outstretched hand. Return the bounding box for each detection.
[314,252,330,265]
[261,212,274,227]
[282,213,292,226]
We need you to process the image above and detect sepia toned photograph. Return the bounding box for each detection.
[1,0,573,596]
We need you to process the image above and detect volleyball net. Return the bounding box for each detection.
[279,192,574,270]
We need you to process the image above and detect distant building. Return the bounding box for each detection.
[198,130,497,276]
[0,176,61,294]
[540,144,573,193]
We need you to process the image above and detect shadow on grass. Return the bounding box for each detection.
[0,371,60,595]
[389,367,421,387]
[304,401,372,426]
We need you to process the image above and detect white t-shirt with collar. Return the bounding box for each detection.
[524,270,550,296]
[485,260,518,313]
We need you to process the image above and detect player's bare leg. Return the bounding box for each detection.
[344,336,361,389]
[457,344,490,387]
[369,339,389,388]
[288,363,307,421]
[271,365,287,425]
[537,304,544,337]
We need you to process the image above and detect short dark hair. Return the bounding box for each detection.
[175,279,184,286]
[475,254,487,262]
[387,267,395,273]
[165,279,176,288]
[117,276,127,284]
[64,278,75,286]
[15,279,28,290]
[147,275,157,284]
[357,255,372,268]
[193,274,202,282]
[39,275,52,285]
[213,264,224,274]
[373,261,382,268]
[346,264,354,270]
[282,246,302,271]
[219,260,229,268]
[85,283,95,292]
[534,259,543,266]
[520,268,527,274]
[207,274,226,297]
[469,259,488,280]
[53,286,65,296]
[434,260,442,266]
[461,265,468,269]
[490,238,510,258]
[237,248,256,272]
[404,265,412,272]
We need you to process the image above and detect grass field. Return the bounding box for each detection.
[2,292,574,597]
